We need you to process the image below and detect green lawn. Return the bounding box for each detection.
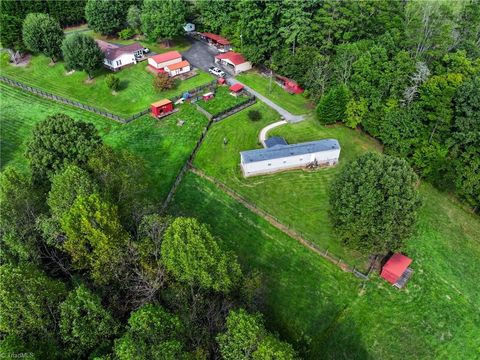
[194,104,381,269]
[0,83,209,202]
[196,85,249,117]
[0,53,214,117]
[170,172,480,359]
[236,71,312,115]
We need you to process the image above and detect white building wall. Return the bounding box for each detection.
[107,53,137,70]
[241,149,340,177]
[148,57,182,69]
[166,64,191,77]
[234,61,252,73]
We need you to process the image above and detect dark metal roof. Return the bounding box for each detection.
[264,136,288,148]
[240,139,340,164]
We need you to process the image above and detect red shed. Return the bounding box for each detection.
[151,99,173,117]
[229,83,244,93]
[381,253,413,288]
[203,92,214,101]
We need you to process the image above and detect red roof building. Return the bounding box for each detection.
[381,253,413,288]
[151,99,174,118]
[202,32,230,45]
[229,83,244,92]
[215,52,252,74]
[276,75,304,94]
[148,51,183,70]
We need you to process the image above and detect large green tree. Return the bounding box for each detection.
[162,217,242,293]
[329,152,421,253]
[85,0,127,35]
[141,0,186,44]
[22,13,64,62]
[60,193,130,284]
[60,284,118,358]
[316,85,350,125]
[0,264,66,337]
[62,33,104,79]
[114,304,186,360]
[217,309,296,360]
[0,14,24,63]
[25,114,101,181]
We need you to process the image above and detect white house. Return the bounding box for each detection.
[240,138,341,177]
[215,52,252,74]
[184,23,195,32]
[148,51,183,72]
[165,60,191,77]
[96,40,144,71]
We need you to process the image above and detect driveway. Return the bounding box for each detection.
[181,38,218,72]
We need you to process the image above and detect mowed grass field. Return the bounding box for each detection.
[170,172,480,359]
[0,53,214,117]
[194,104,381,269]
[236,71,312,115]
[196,85,248,116]
[0,83,209,202]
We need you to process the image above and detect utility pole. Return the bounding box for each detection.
[269,69,273,93]
[240,32,243,53]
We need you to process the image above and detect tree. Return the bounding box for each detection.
[62,33,104,79]
[0,14,24,63]
[162,217,242,293]
[60,284,118,358]
[127,5,142,31]
[25,114,102,181]
[105,74,121,91]
[85,0,128,35]
[248,110,262,122]
[22,13,64,62]
[0,264,66,337]
[329,152,421,253]
[316,85,350,125]
[114,304,186,360]
[153,72,176,91]
[0,167,44,262]
[217,309,296,360]
[60,193,130,284]
[344,97,368,128]
[141,0,186,44]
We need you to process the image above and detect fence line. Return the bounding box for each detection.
[189,166,372,279]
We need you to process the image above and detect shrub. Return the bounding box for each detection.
[105,74,120,91]
[118,28,135,40]
[153,72,175,92]
[248,109,262,121]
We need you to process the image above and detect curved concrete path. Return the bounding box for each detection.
[227,78,305,123]
[259,120,287,147]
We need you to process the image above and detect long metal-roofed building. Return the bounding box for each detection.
[240,138,341,177]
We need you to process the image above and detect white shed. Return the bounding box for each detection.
[215,52,252,74]
[240,139,341,177]
[148,51,183,70]
[165,60,191,77]
[184,23,195,32]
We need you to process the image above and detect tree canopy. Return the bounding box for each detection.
[162,217,242,292]
[141,0,186,43]
[329,152,421,253]
[62,33,104,79]
[85,0,128,35]
[22,13,64,62]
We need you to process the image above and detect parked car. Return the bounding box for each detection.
[143,48,150,54]
[208,67,225,77]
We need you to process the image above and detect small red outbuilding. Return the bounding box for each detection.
[151,99,173,117]
[229,83,244,93]
[381,253,413,288]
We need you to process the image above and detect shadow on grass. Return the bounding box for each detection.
[118,79,130,91]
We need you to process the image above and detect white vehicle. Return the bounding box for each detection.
[143,48,150,54]
[208,67,225,77]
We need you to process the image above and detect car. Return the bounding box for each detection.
[208,67,226,77]
[143,48,150,54]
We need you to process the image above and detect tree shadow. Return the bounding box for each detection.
[118,79,130,91]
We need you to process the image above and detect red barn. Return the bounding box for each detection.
[151,99,173,117]
[381,253,413,288]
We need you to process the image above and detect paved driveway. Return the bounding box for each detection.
[181,39,218,72]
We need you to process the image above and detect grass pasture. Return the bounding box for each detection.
[0,53,214,117]
[194,106,381,269]
[196,86,249,117]
[236,71,312,115]
[170,171,480,360]
[0,83,209,202]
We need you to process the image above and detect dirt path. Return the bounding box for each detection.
[190,167,366,275]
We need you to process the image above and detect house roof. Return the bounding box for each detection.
[202,32,230,45]
[229,83,244,92]
[240,139,340,164]
[151,99,172,107]
[264,136,288,148]
[150,51,182,64]
[216,52,247,66]
[166,60,190,71]
[381,253,413,284]
[96,40,144,61]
